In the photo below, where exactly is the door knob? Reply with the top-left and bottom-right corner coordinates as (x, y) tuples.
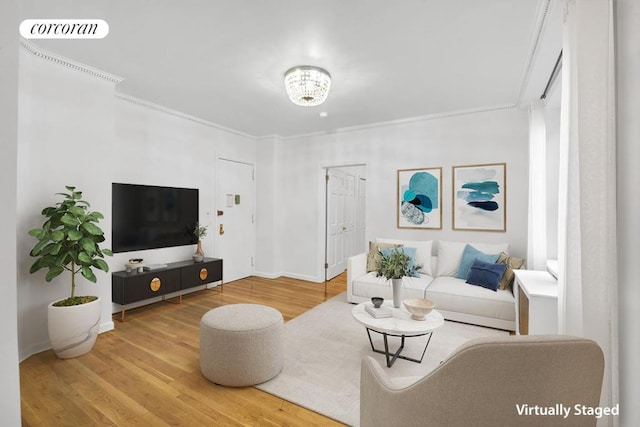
(219, 224), (225, 235)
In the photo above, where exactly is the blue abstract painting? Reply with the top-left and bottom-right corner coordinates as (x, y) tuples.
(397, 167), (442, 229)
(453, 163), (506, 231)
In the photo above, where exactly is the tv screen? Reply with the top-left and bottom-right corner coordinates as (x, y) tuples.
(112, 183), (199, 253)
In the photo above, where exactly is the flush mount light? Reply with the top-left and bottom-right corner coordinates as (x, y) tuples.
(284, 65), (331, 107)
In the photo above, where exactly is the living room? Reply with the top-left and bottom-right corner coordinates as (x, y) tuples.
(1, 0), (638, 426)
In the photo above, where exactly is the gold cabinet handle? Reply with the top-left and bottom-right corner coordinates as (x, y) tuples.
(150, 278), (161, 292)
(199, 268), (208, 281)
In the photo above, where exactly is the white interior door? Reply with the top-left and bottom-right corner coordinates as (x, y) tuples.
(326, 168), (356, 280)
(216, 159), (255, 283)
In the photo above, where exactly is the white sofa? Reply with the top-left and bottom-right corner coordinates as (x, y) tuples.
(347, 239), (518, 331)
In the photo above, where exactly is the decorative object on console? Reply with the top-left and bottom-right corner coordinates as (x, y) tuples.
(193, 223), (207, 262)
(375, 247), (422, 308)
(125, 258), (143, 273)
(403, 298), (435, 320)
(144, 263), (168, 271)
(284, 65), (331, 107)
(397, 167), (442, 229)
(452, 163), (506, 232)
(27, 186), (112, 359)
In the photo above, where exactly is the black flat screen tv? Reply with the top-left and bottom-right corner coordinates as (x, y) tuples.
(112, 183), (199, 253)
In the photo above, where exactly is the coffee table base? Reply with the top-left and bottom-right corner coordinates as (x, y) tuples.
(366, 328), (434, 367)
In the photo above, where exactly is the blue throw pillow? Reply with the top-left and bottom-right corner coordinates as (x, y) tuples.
(455, 244), (500, 280)
(380, 246), (420, 277)
(465, 259), (508, 291)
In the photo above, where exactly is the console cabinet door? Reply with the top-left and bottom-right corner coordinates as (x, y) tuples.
(112, 269), (181, 305)
(181, 260), (223, 290)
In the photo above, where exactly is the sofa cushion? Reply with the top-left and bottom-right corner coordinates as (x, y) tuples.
(366, 241), (401, 272)
(465, 259), (507, 291)
(496, 252), (526, 291)
(352, 272), (433, 301)
(376, 238), (433, 276)
(454, 244), (500, 280)
(424, 276), (515, 322)
(435, 241), (509, 277)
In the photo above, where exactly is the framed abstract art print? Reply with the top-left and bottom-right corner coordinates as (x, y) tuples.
(397, 167), (442, 229)
(452, 163), (506, 232)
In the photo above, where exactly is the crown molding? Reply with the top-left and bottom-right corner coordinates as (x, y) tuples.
(280, 103), (518, 141)
(115, 93), (256, 140)
(516, 0), (554, 106)
(19, 39), (123, 84)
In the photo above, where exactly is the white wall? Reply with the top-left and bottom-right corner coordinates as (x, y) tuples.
(112, 97), (257, 272)
(616, 0), (640, 424)
(0, 0), (23, 422)
(17, 49), (118, 360)
(255, 137), (283, 278)
(256, 108), (529, 282)
(16, 47), (256, 360)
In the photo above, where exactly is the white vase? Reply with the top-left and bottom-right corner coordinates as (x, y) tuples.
(47, 297), (101, 359)
(391, 278), (403, 308)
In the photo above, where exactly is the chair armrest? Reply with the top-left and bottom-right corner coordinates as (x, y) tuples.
(360, 357), (404, 427)
(347, 252), (368, 302)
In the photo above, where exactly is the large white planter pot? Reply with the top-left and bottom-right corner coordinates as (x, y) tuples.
(47, 297), (101, 359)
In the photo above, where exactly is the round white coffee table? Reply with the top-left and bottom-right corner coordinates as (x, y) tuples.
(352, 301), (444, 367)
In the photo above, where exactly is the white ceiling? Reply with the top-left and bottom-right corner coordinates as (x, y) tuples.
(20, 0), (562, 138)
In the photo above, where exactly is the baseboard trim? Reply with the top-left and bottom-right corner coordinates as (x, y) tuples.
(282, 272), (325, 283)
(253, 271), (283, 279)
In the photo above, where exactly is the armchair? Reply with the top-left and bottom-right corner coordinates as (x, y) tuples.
(360, 335), (604, 427)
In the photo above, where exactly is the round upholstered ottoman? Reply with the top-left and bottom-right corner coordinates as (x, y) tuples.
(200, 303), (284, 386)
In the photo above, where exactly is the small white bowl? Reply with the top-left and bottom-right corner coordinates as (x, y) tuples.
(403, 298), (435, 320)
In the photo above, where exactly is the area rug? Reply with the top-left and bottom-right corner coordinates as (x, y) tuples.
(255, 293), (508, 426)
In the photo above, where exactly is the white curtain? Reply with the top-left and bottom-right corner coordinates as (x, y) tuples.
(557, 0), (618, 424)
(527, 102), (548, 270)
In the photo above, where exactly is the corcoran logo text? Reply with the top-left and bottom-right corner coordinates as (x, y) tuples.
(20, 19), (109, 39)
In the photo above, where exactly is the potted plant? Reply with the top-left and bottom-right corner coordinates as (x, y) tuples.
(375, 247), (422, 308)
(193, 222), (208, 262)
(28, 186), (112, 359)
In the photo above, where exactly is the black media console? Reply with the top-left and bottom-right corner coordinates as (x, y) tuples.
(112, 257), (223, 320)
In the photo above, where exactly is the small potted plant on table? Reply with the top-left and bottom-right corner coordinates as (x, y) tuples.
(193, 223), (208, 262)
(375, 247), (421, 308)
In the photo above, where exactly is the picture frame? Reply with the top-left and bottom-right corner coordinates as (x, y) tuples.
(452, 163), (506, 232)
(397, 167), (442, 229)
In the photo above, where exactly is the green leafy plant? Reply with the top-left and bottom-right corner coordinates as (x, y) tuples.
(194, 223), (208, 240)
(28, 186), (112, 306)
(375, 247), (422, 280)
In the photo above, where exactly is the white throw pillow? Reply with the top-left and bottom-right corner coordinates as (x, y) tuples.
(435, 240), (509, 277)
(375, 238), (433, 276)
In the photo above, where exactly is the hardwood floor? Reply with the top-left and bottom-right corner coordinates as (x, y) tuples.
(20, 274), (348, 426)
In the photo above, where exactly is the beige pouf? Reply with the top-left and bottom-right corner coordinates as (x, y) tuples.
(200, 303), (284, 386)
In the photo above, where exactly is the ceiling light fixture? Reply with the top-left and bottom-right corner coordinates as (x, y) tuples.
(284, 65), (331, 107)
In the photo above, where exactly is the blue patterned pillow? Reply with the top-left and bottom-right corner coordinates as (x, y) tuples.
(455, 244), (500, 280)
(466, 259), (507, 291)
